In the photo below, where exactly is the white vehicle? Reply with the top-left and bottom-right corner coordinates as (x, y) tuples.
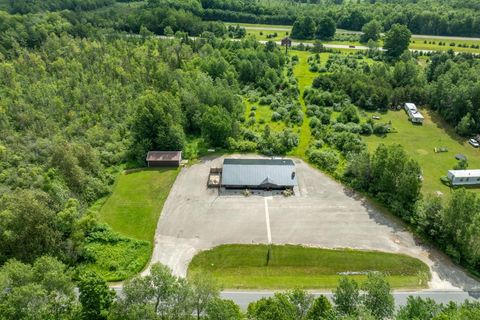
(404, 103), (424, 124)
(469, 138), (480, 148)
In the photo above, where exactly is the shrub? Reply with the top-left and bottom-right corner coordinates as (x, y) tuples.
(373, 123), (390, 134)
(308, 149), (340, 173)
(345, 122), (362, 134)
(259, 96), (273, 105)
(309, 64), (319, 72)
(228, 137), (257, 152)
(309, 117), (321, 128)
(313, 139), (324, 148)
(360, 123), (373, 135)
(271, 112), (282, 122)
(277, 107), (288, 116)
(332, 123), (348, 132)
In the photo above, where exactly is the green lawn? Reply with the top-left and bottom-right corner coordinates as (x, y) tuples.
(363, 109), (480, 196)
(97, 168), (179, 242)
(230, 22), (480, 53)
(410, 37), (480, 53)
(188, 244), (430, 289)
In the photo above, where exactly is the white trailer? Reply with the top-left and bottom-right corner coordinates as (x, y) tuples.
(404, 103), (424, 124)
(448, 169), (480, 186)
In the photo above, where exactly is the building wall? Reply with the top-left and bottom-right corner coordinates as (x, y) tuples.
(223, 184), (294, 190)
(148, 160), (180, 167)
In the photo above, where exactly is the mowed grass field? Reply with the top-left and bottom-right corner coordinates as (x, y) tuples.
(188, 244), (430, 289)
(363, 109), (480, 196)
(97, 168), (179, 242)
(229, 22), (480, 53)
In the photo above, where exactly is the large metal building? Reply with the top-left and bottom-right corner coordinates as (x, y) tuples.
(221, 158), (297, 190)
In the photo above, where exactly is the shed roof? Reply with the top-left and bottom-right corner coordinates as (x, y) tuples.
(146, 151), (181, 162)
(448, 169), (480, 178)
(221, 158), (297, 187)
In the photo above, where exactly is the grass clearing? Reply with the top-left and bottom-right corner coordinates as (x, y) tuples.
(289, 50), (317, 157)
(189, 244), (430, 289)
(363, 109), (480, 196)
(83, 167), (179, 281)
(410, 37), (480, 53)
(97, 168), (179, 242)
(231, 22), (480, 53)
(245, 99), (286, 133)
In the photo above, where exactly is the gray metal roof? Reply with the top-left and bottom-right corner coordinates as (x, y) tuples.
(221, 158), (297, 187)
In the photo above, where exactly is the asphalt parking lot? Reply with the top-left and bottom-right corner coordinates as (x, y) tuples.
(146, 154), (480, 291)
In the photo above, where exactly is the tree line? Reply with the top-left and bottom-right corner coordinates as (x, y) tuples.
(2, 257), (480, 319)
(7, 0), (121, 14)
(201, 0), (480, 37)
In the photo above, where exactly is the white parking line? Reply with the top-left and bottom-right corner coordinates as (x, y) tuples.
(264, 197), (272, 243)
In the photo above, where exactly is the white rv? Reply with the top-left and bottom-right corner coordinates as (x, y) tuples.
(447, 169), (480, 186)
(404, 103), (424, 124)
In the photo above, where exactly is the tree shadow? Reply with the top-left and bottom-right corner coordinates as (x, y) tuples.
(341, 183), (480, 293)
(427, 109), (466, 146)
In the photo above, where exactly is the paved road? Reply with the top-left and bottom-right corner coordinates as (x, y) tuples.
(109, 285), (478, 309)
(220, 290), (480, 310)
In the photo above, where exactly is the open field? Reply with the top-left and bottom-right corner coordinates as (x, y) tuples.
(97, 168), (179, 242)
(410, 38), (480, 53)
(229, 22), (480, 54)
(363, 109), (480, 197)
(188, 244), (430, 289)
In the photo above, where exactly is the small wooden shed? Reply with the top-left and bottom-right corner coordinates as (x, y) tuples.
(146, 151), (182, 167)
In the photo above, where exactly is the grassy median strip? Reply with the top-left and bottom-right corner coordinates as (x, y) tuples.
(188, 244), (430, 290)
